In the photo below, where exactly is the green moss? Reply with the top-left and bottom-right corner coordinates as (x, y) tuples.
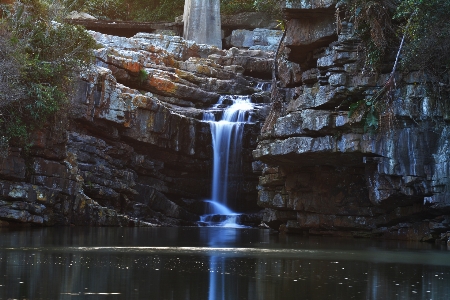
(138, 69), (149, 85)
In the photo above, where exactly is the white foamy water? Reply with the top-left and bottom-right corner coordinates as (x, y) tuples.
(202, 95), (255, 226)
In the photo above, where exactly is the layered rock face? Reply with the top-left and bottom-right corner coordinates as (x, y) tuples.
(253, 1), (450, 241)
(0, 31), (272, 227)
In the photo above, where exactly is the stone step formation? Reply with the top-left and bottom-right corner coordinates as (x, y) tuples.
(1, 1), (450, 243)
(252, 0), (450, 241)
(0, 28), (273, 227)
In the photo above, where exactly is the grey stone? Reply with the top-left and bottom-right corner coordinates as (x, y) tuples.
(252, 2), (450, 240)
(285, 0), (337, 10)
(183, 0), (222, 49)
(230, 28), (283, 51)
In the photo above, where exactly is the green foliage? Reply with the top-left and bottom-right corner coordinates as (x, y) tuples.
(138, 69), (148, 85)
(346, 0), (397, 72)
(72, 0), (282, 21)
(72, 0), (185, 22)
(6, 117), (28, 142)
(0, 136), (9, 158)
(348, 100), (363, 117)
(345, 0), (450, 133)
(395, 0), (450, 74)
(221, 0), (282, 16)
(85, 180), (94, 189)
(221, 0), (254, 14)
(275, 19), (285, 30)
(143, 0), (185, 22)
(364, 109), (379, 132)
(0, 0), (96, 148)
(26, 83), (63, 119)
(81, 0), (125, 20)
(348, 99), (379, 132)
(346, 0), (450, 74)
(254, 0), (284, 13)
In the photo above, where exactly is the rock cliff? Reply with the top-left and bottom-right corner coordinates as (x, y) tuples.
(0, 31), (272, 227)
(253, 1), (450, 241)
(3, 2), (450, 242)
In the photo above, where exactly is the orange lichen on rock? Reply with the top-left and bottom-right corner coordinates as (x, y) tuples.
(147, 53), (163, 65)
(32, 130), (47, 149)
(196, 64), (215, 76)
(123, 120), (132, 128)
(175, 69), (201, 83)
(163, 56), (178, 68)
(148, 76), (178, 95)
(123, 61), (141, 74)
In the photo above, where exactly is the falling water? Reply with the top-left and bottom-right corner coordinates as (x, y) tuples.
(201, 95), (255, 226)
(255, 81), (272, 92)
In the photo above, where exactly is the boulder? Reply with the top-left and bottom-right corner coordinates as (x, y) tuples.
(67, 11), (97, 20)
(230, 28), (283, 52)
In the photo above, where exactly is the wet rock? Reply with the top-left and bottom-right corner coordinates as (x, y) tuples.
(251, 92), (271, 104)
(253, 4), (450, 241)
(91, 32), (223, 61)
(0, 26), (272, 226)
(0, 207), (43, 224)
(278, 56), (302, 87)
(134, 183), (198, 222)
(0, 150), (26, 180)
(66, 11), (96, 20)
(208, 48), (274, 78)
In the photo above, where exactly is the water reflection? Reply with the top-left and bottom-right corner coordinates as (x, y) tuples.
(206, 227), (237, 300)
(0, 227), (449, 299)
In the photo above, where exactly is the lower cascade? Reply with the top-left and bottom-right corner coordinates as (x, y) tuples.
(200, 95), (255, 226)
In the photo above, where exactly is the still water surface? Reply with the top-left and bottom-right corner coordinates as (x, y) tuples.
(0, 227), (449, 299)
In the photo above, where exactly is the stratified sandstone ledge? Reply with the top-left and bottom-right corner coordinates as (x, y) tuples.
(253, 3), (450, 241)
(0, 32), (273, 227)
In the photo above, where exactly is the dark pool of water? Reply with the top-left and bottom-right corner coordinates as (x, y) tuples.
(0, 227), (449, 299)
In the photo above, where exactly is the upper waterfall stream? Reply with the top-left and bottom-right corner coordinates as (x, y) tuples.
(201, 95), (255, 226)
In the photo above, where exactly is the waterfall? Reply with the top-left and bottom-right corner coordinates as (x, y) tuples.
(255, 81), (272, 92)
(201, 95), (254, 225)
(183, 0), (222, 49)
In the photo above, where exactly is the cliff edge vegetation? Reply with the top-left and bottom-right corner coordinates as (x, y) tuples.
(342, 0), (450, 132)
(0, 0), (96, 152)
(253, 0), (450, 241)
(56, 0), (282, 22)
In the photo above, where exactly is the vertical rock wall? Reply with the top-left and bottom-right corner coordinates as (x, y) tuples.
(253, 2), (450, 241)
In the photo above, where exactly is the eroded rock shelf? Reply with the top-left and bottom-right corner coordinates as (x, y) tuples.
(1, 2), (450, 242)
(253, 0), (450, 241)
(0, 30), (273, 227)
